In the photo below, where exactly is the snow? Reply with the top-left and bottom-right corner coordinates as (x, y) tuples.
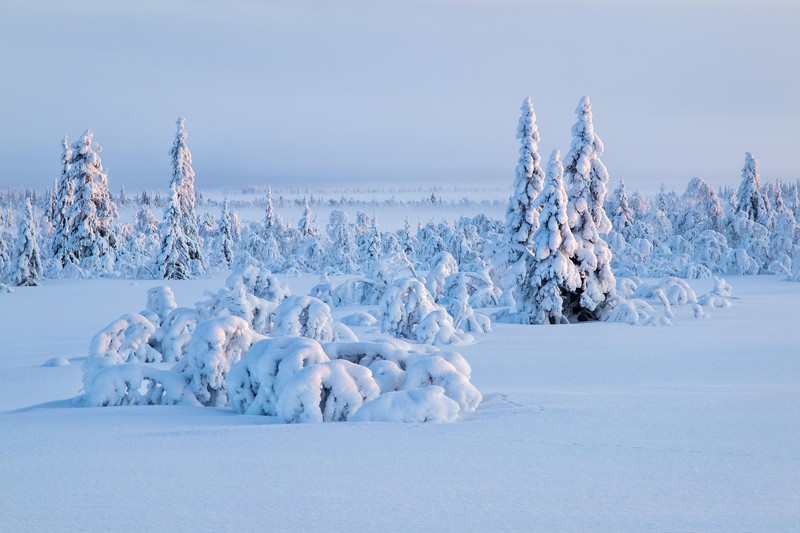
(1, 275), (799, 530)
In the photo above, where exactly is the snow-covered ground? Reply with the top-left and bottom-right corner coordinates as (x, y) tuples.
(1, 275), (799, 531)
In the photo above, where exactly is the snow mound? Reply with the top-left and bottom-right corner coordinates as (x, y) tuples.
(401, 355), (482, 413)
(43, 356), (70, 367)
(340, 311), (378, 327)
(352, 386), (461, 423)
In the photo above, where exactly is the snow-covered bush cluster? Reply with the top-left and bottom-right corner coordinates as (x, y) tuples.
(79, 267), (482, 423)
(604, 275), (734, 326)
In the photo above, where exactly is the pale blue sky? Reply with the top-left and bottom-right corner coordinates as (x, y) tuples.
(1, 0), (797, 193)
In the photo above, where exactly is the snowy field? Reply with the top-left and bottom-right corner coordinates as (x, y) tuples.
(2, 274), (799, 531)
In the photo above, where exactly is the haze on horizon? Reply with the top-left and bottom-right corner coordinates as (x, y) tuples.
(1, 0), (798, 194)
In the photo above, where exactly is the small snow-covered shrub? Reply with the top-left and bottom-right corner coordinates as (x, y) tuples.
(425, 251), (459, 301)
(698, 276), (734, 308)
(176, 316), (262, 407)
(417, 308), (474, 345)
(401, 355), (482, 414)
(88, 313), (160, 365)
(379, 278), (437, 340)
(82, 364), (189, 407)
(276, 360), (381, 423)
(228, 336), (330, 416)
(149, 307), (200, 362)
(367, 360), (405, 393)
(309, 275), (334, 306)
(198, 283), (278, 335)
(352, 386), (460, 423)
(330, 278), (384, 306)
(323, 339), (428, 369)
(144, 286), (177, 327)
(601, 295), (671, 326)
(226, 266), (290, 303)
(273, 295), (335, 341)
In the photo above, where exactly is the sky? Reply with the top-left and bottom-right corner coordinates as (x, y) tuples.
(0, 0), (798, 194)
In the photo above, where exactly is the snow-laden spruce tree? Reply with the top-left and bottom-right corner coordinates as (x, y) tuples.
(326, 210), (358, 274)
(0, 232), (10, 278)
(13, 198), (42, 286)
(298, 198), (318, 238)
(64, 130), (118, 270)
(216, 199), (235, 267)
(169, 117), (205, 272)
(736, 152), (770, 227)
(685, 177), (725, 233)
(263, 186), (279, 235)
(364, 217), (382, 263)
(51, 135), (74, 266)
(158, 187), (191, 280)
(608, 178), (633, 235)
(518, 150), (580, 324)
(505, 97), (545, 265)
(563, 96), (615, 320)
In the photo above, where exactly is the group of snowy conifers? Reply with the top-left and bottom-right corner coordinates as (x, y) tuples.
(2, 95), (800, 289)
(501, 96), (616, 323)
(80, 265), (483, 423)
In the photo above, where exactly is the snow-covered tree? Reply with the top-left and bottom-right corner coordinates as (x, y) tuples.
(0, 232), (10, 278)
(736, 152), (770, 227)
(685, 177), (725, 233)
(608, 178), (633, 235)
(52, 135), (74, 266)
(64, 130), (118, 270)
(327, 210), (358, 273)
(264, 187), (278, 233)
(135, 207), (159, 235)
(563, 96), (615, 320)
(505, 97), (545, 265)
(13, 198), (42, 286)
(158, 187), (191, 280)
(216, 199), (235, 267)
(169, 117), (205, 272)
(298, 198), (318, 237)
(364, 217), (382, 263)
(518, 150), (580, 324)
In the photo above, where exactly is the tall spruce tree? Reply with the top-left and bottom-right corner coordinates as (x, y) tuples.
(505, 97), (545, 264)
(519, 150), (580, 324)
(169, 117), (205, 271)
(52, 135), (74, 265)
(563, 96), (615, 321)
